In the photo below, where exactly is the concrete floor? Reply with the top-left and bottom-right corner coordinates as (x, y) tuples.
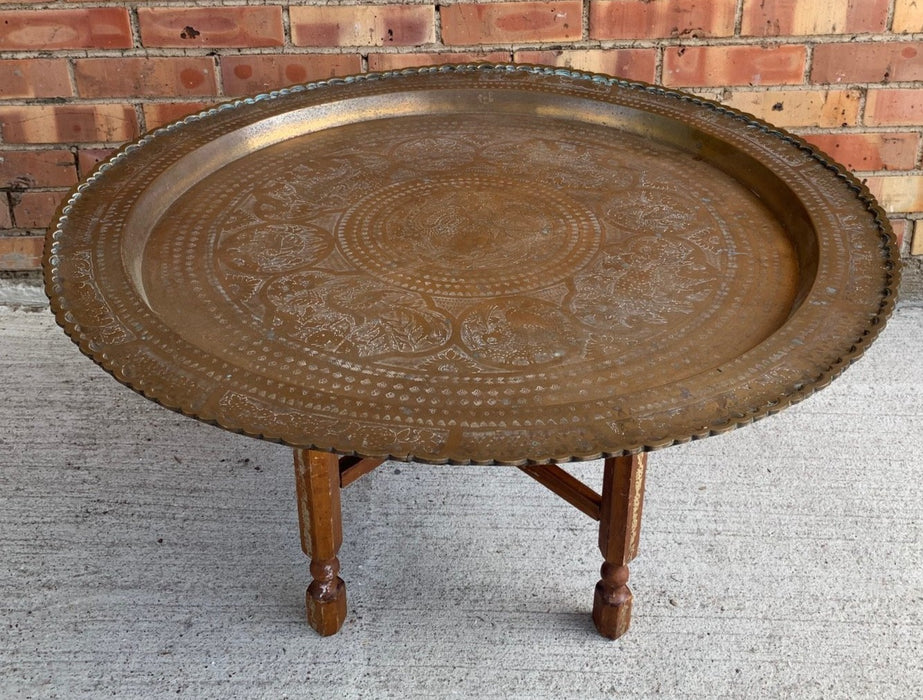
(1, 287), (921, 698)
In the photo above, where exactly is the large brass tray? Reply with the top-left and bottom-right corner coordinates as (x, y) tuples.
(45, 64), (898, 464)
(44, 65), (899, 639)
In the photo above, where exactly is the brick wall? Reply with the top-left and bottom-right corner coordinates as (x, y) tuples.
(1, 0), (922, 271)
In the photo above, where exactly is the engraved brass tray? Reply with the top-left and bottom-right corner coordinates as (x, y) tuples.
(44, 65), (899, 465)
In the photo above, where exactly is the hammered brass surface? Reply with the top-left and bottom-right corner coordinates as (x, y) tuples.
(44, 65), (899, 464)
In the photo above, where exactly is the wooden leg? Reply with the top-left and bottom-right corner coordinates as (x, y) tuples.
(294, 448), (347, 636)
(593, 453), (647, 639)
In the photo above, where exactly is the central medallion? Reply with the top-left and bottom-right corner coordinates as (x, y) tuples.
(336, 176), (602, 298)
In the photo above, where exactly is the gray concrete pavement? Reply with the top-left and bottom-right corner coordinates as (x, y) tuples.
(1, 300), (921, 698)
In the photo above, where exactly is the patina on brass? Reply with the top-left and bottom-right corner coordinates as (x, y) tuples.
(44, 65), (899, 465)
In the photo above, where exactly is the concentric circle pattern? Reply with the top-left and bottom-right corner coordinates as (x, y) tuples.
(336, 175), (601, 298)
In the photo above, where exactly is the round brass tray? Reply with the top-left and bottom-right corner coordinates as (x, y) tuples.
(44, 65), (899, 465)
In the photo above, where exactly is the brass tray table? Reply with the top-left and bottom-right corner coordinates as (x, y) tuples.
(44, 65), (899, 639)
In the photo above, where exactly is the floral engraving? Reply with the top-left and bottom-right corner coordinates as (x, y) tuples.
(264, 271), (452, 357)
(218, 223), (334, 273)
(459, 296), (583, 367)
(59, 251), (134, 347)
(569, 236), (714, 328)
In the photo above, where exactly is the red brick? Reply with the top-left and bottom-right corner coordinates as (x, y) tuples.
(11, 190), (66, 229)
(865, 175), (923, 213)
(663, 45), (806, 88)
(75, 57), (217, 99)
(0, 105), (139, 144)
(911, 220), (923, 255)
(894, 0), (923, 33)
(77, 148), (115, 179)
(889, 218), (909, 250)
(0, 150), (77, 189)
(721, 89), (861, 128)
(0, 8), (132, 49)
(291, 4), (434, 47)
(442, 2), (582, 45)
(142, 102), (214, 131)
(221, 54), (362, 95)
(0, 59), (72, 99)
(865, 89), (923, 126)
(138, 6), (284, 48)
(368, 52), (512, 72)
(590, 0), (736, 40)
(812, 42), (923, 84)
(741, 0), (888, 36)
(0, 236), (43, 270)
(799, 133), (920, 172)
(513, 49), (657, 83)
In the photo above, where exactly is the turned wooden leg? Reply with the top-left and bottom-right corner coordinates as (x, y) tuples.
(593, 453), (647, 639)
(294, 448), (347, 636)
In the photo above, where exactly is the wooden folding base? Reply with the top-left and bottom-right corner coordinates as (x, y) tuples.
(293, 448), (647, 639)
(521, 454), (647, 639)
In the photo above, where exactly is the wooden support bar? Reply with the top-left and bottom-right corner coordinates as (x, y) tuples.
(339, 456), (385, 487)
(517, 464), (602, 520)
